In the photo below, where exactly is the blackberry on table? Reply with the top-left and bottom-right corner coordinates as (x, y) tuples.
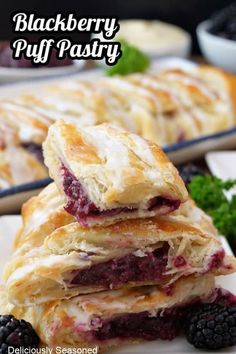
(0, 315), (39, 354)
(184, 304), (236, 350)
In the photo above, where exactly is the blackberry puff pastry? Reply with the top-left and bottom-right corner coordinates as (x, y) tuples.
(4, 192), (236, 305)
(0, 65), (235, 189)
(1, 275), (236, 350)
(13, 183), (215, 250)
(43, 121), (187, 227)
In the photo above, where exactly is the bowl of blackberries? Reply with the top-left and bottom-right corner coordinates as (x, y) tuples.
(197, 3), (236, 73)
(0, 41), (85, 82)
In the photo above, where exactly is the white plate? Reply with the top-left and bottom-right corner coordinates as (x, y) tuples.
(0, 60), (85, 83)
(206, 151), (236, 199)
(0, 215), (236, 353)
(1, 58), (236, 213)
(206, 151), (236, 180)
(197, 20), (236, 73)
(0, 58), (194, 95)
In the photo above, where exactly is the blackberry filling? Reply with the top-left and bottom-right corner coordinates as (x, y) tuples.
(61, 164), (180, 225)
(93, 310), (180, 341)
(207, 249), (226, 271)
(69, 246), (169, 288)
(91, 288), (236, 342)
(68, 247), (225, 289)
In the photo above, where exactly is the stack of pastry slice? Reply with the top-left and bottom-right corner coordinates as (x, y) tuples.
(1, 121), (236, 351)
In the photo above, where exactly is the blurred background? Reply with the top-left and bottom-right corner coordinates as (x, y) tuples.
(0, 0), (233, 53)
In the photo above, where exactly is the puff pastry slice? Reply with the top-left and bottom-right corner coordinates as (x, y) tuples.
(43, 121), (188, 227)
(4, 207), (236, 305)
(1, 276), (236, 350)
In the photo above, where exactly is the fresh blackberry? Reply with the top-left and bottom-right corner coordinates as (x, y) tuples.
(184, 304), (236, 349)
(0, 315), (39, 354)
(209, 3), (236, 40)
(178, 164), (205, 186)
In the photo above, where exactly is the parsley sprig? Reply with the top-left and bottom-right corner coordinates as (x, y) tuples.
(106, 39), (150, 76)
(189, 175), (236, 241)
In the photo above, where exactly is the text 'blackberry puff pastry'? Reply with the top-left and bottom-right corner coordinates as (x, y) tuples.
(4, 197), (236, 305)
(43, 121), (188, 227)
(1, 275), (236, 350)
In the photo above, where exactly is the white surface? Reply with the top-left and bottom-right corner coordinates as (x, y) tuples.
(0, 215), (236, 353)
(206, 151), (236, 198)
(0, 60), (85, 83)
(197, 20), (236, 73)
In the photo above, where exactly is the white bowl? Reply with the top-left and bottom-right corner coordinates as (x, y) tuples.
(93, 20), (191, 59)
(197, 20), (236, 73)
(0, 60), (85, 83)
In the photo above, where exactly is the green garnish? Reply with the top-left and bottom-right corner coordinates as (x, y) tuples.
(106, 39), (150, 76)
(189, 175), (236, 241)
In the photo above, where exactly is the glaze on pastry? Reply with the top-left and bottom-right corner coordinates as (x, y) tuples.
(0, 65), (235, 188)
(43, 121), (187, 226)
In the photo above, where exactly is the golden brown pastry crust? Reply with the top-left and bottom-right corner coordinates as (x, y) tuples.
(14, 183), (74, 249)
(198, 65), (236, 125)
(4, 190), (235, 306)
(15, 184), (217, 249)
(0, 275), (215, 350)
(0, 64), (235, 188)
(43, 121), (188, 226)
